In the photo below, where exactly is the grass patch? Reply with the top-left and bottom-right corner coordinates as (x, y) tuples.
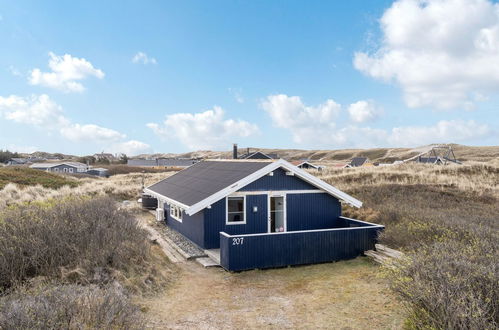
(0, 167), (79, 190)
(319, 162), (499, 328)
(0, 196), (170, 291)
(101, 165), (177, 176)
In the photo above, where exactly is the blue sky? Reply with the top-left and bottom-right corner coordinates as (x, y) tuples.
(0, 0), (498, 155)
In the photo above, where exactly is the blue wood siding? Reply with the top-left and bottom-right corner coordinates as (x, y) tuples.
(220, 218), (384, 271)
(164, 203), (205, 248)
(286, 193), (341, 231)
(239, 168), (318, 191)
(203, 195), (268, 249)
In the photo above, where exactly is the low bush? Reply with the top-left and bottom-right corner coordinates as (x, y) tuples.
(0, 283), (143, 329)
(388, 236), (498, 329)
(102, 165), (176, 176)
(0, 167), (79, 190)
(0, 197), (151, 289)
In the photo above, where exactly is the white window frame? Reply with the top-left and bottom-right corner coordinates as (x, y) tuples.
(268, 193), (287, 233)
(169, 204), (183, 222)
(69, 168), (74, 173)
(226, 196), (246, 225)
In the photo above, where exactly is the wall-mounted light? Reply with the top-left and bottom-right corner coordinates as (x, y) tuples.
(253, 206), (258, 212)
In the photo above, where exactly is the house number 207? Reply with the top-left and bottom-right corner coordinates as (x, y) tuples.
(232, 237), (244, 245)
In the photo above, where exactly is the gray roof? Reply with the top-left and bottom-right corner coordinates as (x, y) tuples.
(147, 160), (272, 206)
(350, 157), (368, 167)
(127, 159), (158, 167)
(127, 158), (198, 167)
(239, 151), (277, 160)
(157, 158), (198, 167)
(30, 162), (87, 169)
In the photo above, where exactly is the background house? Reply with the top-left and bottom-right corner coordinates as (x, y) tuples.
(93, 152), (117, 162)
(291, 160), (324, 170)
(127, 158), (199, 168)
(232, 144), (279, 160)
(349, 157), (371, 167)
(30, 162), (89, 174)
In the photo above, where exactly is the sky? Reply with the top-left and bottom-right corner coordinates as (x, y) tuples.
(0, 0), (498, 156)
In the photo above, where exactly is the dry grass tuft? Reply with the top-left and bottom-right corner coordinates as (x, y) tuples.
(317, 161), (499, 328)
(0, 167), (79, 190)
(0, 172), (171, 210)
(0, 196), (171, 292)
(0, 283), (144, 330)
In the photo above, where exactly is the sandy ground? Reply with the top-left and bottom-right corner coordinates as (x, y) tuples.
(136, 257), (405, 329)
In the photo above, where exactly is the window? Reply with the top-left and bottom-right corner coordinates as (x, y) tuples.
(169, 205), (182, 222)
(69, 168), (74, 173)
(227, 196), (245, 224)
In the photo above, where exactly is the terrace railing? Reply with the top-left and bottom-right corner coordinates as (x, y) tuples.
(219, 217), (384, 271)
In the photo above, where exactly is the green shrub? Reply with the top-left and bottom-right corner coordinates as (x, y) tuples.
(0, 167), (79, 190)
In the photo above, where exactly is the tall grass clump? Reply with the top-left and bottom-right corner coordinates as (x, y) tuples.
(0, 283), (143, 330)
(0, 196), (157, 290)
(388, 235), (498, 329)
(318, 161), (499, 328)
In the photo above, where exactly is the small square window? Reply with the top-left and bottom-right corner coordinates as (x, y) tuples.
(227, 197), (245, 224)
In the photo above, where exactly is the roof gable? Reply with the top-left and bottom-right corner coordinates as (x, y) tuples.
(146, 160), (272, 207)
(239, 167), (318, 191)
(350, 157), (368, 167)
(146, 159), (362, 215)
(240, 151), (274, 159)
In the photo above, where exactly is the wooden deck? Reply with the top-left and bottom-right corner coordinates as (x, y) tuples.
(204, 249), (221, 264)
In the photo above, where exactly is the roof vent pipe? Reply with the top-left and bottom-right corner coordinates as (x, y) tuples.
(233, 143), (238, 159)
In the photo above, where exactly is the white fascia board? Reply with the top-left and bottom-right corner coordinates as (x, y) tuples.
(186, 159), (362, 215)
(143, 187), (190, 210)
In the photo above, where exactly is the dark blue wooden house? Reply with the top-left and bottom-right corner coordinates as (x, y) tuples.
(145, 159), (383, 271)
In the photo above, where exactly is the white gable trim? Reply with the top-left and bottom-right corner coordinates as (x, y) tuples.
(185, 159), (361, 215)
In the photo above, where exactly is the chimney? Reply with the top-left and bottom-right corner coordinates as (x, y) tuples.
(247, 147), (250, 155)
(233, 143), (238, 159)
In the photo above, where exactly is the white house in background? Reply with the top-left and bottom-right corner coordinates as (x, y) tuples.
(30, 162), (89, 174)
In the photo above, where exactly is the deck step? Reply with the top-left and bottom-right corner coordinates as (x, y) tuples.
(196, 257), (221, 268)
(204, 249), (221, 264)
(365, 244), (404, 265)
(158, 230), (197, 260)
(142, 226), (185, 263)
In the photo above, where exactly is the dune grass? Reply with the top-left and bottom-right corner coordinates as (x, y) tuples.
(0, 167), (79, 190)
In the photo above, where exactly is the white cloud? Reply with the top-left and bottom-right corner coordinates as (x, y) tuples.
(228, 88), (244, 103)
(262, 94), (493, 148)
(348, 100), (382, 123)
(387, 119), (491, 146)
(132, 52), (157, 65)
(111, 140), (152, 156)
(0, 94), (69, 128)
(60, 124), (125, 142)
(0, 94), (149, 152)
(354, 0), (499, 110)
(29, 52), (104, 93)
(261, 94), (341, 143)
(147, 106), (259, 149)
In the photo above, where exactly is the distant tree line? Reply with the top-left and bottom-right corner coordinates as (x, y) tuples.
(0, 150), (20, 163)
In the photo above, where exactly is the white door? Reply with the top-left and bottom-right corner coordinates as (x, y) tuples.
(268, 195), (286, 233)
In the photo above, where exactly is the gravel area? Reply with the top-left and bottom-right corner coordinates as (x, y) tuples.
(153, 221), (206, 258)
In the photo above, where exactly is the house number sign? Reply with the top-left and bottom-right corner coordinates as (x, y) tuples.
(232, 237), (244, 245)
